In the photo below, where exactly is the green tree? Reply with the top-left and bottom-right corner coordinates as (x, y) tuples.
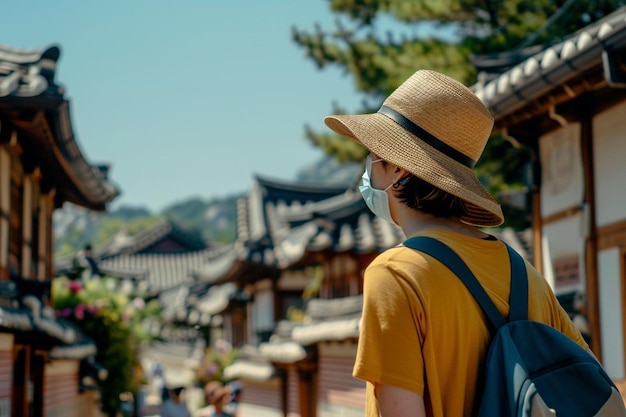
(293, 0), (625, 228)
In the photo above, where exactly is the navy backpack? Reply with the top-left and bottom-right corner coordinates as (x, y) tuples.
(404, 236), (626, 417)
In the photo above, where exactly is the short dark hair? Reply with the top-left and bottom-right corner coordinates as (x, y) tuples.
(395, 174), (468, 219)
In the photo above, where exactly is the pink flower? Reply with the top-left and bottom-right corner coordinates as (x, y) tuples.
(68, 281), (82, 294)
(132, 297), (145, 309)
(74, 304), (86, 320)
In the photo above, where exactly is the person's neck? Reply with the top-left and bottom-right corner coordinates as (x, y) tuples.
(398, 213), (488, 240)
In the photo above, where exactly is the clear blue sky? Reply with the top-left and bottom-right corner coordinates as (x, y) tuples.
(2, 1), (367, 213)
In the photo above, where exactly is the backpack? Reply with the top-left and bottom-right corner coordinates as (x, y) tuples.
(403, 236), (626, 417)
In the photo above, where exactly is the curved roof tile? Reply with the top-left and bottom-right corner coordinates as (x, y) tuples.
(473, 7), (626, 120)
(0, 43), (119, 209)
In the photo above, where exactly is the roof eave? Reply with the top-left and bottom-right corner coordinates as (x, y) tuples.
(477, 12), (626, 123)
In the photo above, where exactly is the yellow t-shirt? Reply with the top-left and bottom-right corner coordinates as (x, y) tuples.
(353, 229), (587, 417)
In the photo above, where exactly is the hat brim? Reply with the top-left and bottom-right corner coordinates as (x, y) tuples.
(324, 112), (504, 227)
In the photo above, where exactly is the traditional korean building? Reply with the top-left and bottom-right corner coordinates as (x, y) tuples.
(472, 5), (626, 388)
(0, 43), (119, 417)
(192, 175), (366, 347)
(189, 175), (363, 416)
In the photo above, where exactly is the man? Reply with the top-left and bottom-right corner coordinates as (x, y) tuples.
(159, 385), (191, 417)
(196, 381), (233, 417)
(324, 70), (589, 417)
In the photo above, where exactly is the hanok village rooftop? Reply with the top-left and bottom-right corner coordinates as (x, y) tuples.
(3, 5), (626, 417)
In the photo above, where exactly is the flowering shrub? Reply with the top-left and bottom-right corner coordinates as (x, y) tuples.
(195, 339), (239, 386)
(52, 275), (161, 416)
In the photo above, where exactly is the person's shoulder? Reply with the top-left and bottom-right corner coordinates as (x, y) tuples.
(366, 242), (443, 280)
(373, 242), (422, 260)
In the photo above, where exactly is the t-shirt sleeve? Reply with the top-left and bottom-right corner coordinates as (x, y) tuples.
(527, 263), (589, 351)
(551, 296), (590, 350)
(353, 256), (426, 395)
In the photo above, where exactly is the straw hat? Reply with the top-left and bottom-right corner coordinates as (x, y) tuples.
(324, 69), (504, 227)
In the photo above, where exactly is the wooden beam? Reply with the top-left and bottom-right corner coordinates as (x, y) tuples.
(541, 206), (584, 226)
(581, 108), (602, 359)
(494, 67), (607, 131)
(597, 220), (626, 251)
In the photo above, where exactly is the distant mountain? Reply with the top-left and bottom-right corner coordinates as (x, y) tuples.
(297, 156), (361, 184)
(53, 156), (362, 258)
(53, 196), (240, 258)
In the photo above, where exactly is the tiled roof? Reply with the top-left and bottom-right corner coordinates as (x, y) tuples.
(57, 220), (231, 294)
(103, 220), (207, 255)
(159, 281), (243, 327)
(241, 175), (352, 243)
(49, 342), (97, 360)
(0, 307), (32, 332)
(473, 6), (626, 120)
(99, 249), (213, 293)
(291, 317), (360, 346)
(290, 295), (362, 347)
(0, 44), (62, 97)
(266, 190), (403, 268)
(223, 345), (276, 382)
(0, 43), (119, 210)
(259, 341), (307, 363)
(194, 282), (238, 316)
(0, 300), (96, 359)
(199, 183), (405, 283)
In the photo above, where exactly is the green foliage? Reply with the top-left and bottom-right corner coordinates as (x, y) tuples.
(55, 224), (92, 258)
(52, 274), (161, 416)
(475, 132), (533, 229)
(95, 216), (164, 244)
(162, 196), (240, 244)
(304, 125), (369, 162)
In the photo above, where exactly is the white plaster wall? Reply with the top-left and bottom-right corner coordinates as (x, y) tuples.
(253, 287), (274, 333)
(597, 247), (625, 379)
(541, 213), (586, 293)
(593, 101), (626, 227)
(239, 403), (282, 417)
(318, 402), (364, 417)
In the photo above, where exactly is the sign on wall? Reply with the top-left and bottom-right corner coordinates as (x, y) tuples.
(539, 123), (584, 217)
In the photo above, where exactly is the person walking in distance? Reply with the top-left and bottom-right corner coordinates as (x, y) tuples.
(196, 381), (233, 417)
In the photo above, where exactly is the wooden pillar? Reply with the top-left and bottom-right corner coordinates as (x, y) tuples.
(0, 145), (10, 279)
(580, 110), (602, 359)
(37, 194), (49, 279)
(21, 175), (32, 278)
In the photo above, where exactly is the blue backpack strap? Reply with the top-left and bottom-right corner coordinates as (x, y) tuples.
(403, 236), (528, 333)
(506, 243), (528, 322)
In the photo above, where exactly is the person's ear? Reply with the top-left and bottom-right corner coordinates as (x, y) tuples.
(395, 167), (411, 181)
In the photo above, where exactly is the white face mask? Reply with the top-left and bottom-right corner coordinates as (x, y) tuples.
(359, 155), (396, 225)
